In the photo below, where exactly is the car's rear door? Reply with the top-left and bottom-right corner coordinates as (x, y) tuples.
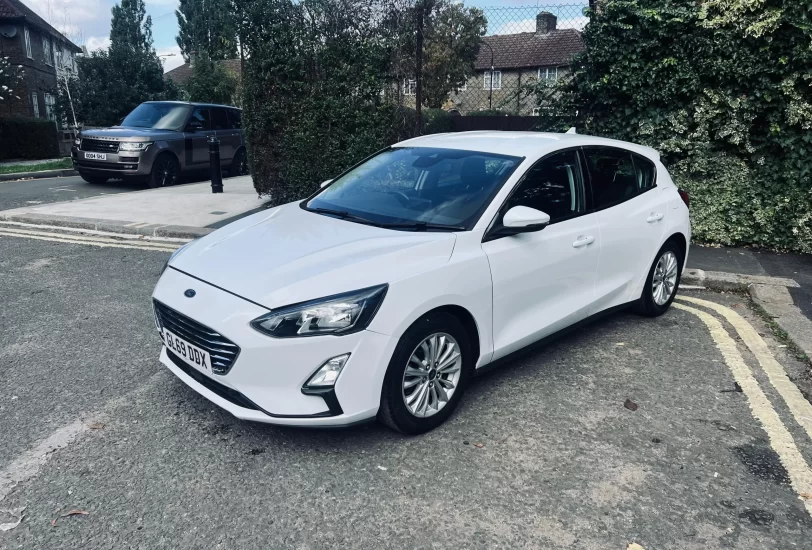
(212, 107), (238, 163)
(482, 148), (601, 360)
(583, 146), (668, 312)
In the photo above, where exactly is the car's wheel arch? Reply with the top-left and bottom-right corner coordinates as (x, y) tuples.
(391, 303), (483, 368)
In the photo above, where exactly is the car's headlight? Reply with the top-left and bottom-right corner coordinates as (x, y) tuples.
(119, 141), (153, 151)
(161, 241), (193, 274)
(74, 137), (81, 147)
(251, 284), (388, 338)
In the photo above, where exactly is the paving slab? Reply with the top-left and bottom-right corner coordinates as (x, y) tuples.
(0, 176), (268, 238)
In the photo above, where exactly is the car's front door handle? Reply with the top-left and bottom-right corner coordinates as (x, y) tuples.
(572, 236), (595, 249)
(647, 213), (664, 223)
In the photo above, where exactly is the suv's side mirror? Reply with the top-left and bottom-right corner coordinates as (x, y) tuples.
(498, 206), (551, 236)
(187, 120), (204, 132)
(320, 179), (333, 189)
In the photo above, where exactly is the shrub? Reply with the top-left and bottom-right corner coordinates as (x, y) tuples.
(0, 117), (59, 160)
(467, 109), (510, 117)
(423, 108), (453, 134)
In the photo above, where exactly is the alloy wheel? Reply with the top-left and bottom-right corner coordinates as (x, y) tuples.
(156, 157), (177, 187)
(402, 333), (462, 418)
(652, 250), (678, 306)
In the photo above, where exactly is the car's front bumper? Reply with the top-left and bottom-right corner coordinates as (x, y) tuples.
(152, 267), (395, 427)
(71, 146), (156, 178)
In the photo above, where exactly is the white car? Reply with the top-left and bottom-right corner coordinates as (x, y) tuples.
(152, 131), (691, 434)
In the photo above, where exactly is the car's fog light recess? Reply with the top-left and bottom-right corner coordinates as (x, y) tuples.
(304, 354), (350, 388)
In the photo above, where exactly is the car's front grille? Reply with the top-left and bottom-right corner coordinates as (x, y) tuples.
(153, 300), (240, 375)
(81, 138), (119, 153)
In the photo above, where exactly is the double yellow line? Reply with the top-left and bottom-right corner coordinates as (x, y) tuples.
(0, 226), (181, 252)
(675, 296), (812, 515)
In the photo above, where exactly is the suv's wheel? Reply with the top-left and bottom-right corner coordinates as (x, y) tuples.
(80, 174), (108, 185)
(148, 154), (180, 188)
(378, 312), (472, 434)
(636, 241), (683, 317)
(228, 148), (249, 177)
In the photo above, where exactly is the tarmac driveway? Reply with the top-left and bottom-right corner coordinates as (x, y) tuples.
(1, 236), (811, 549)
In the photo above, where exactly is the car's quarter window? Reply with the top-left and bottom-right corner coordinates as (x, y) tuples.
(583, 147), (639, 210)
(632, 154), (657, 190)
(211, 108), (230, 130)
(187, 107), (211, 131)
(503, 149), (584, 223)
(307, 147), (522, 230)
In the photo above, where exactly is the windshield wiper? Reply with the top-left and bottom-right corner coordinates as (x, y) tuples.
(377, 221), (465, 232)
(307, 207), (378, 225)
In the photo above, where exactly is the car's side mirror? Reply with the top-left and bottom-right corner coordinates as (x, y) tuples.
(187, 121), (204, 132)
(320, 179), (333, 189)
(498, 206), (551, 236)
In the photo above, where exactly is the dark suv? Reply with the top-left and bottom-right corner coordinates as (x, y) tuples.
(71, 101), (248, 188)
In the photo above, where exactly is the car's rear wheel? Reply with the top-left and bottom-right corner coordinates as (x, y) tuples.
(80, 174), (108, 185)
(636, 242), (683, 317)
(228, 148), (249, 177)
(148, 154), (180, 188)
(378, 312), (472, 434)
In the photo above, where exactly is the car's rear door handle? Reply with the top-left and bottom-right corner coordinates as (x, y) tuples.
(647, 213), (664, 223)
(572, 235), (595, 248)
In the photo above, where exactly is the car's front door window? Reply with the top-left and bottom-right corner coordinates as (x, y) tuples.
(503, 149), (584, 223)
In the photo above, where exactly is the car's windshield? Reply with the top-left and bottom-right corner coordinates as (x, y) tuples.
(307, 147), (523, 230)
(120, 103), (192, 130)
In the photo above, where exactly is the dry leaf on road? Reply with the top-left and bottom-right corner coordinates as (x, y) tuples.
(627, 544), (645, 550)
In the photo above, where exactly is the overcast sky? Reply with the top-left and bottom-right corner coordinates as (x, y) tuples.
(24, 0), (587, 73)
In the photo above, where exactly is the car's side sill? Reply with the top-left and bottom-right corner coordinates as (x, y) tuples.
(474, 301), (635, 377)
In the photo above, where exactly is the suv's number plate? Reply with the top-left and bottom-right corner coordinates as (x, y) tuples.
(164, 329), (211, 372)
(84, 152), (107, 160)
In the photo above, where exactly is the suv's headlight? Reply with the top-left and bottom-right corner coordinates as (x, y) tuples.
(119, 141), (153, 151)
(251, 284), (388, 338)
(74, 137), (81, 147)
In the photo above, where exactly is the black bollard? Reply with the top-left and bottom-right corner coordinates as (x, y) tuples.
(209, 136), (223, 193)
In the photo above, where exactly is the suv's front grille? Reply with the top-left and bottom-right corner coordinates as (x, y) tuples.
(81, 138), (119, 153)
(153, 300), (240, 375)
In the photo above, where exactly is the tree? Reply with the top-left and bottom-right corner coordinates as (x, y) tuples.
(0, 56), (24, 115)
(183, 55), (238, 104)
(62, 0), (180, 127)
(176, 0), (238, 62)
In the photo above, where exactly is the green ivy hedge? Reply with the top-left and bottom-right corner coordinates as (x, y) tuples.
(0, 117), (60, 161)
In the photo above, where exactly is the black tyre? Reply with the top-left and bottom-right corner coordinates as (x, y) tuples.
(636, 241), (683, 317)
(228, 147), (249, 177)
(148, 154), (180, 188)
(80, 174), (108, 185)
(378, 312), (473, 434)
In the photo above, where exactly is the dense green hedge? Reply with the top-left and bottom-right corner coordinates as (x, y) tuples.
(0, 117), (60, 161)
(551, 0), (812, 253)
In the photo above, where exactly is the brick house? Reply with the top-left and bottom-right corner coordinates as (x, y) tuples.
(442, 12), (584, 115)
(0, 0), (81, 122)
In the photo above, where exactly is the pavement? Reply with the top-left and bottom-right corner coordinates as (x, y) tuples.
(0, 176), (269, 239)
(1, 231), (812, 548)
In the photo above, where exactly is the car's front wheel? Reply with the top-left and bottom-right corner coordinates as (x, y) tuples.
(148, 154), (180, 188)
(636, 242), (683, 317)
(378, 312), (472, 434)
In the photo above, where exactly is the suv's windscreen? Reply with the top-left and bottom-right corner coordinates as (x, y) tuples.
(306, 147), (522, 230)
(120, 103), (192, 131)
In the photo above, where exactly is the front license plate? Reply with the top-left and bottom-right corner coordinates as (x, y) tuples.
(84, 152), (107, 161)
(164, 329), (211, 373)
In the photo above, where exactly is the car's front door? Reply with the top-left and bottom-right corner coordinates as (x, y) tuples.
(482, 149), (601, 361)
(184, 107), (214, 168)
(583, 147), (669, 311)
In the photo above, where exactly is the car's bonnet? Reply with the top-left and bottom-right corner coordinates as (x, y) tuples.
(81, 127), (178, 141)
(169, 203), (457, 310)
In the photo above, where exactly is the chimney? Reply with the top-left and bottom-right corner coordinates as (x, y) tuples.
(536, 12), (557, 35)
(189, 50), (198, 68)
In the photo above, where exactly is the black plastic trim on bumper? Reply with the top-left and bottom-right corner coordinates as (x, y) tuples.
(301, 386), (344, 416)
(165, 349), (337, 419)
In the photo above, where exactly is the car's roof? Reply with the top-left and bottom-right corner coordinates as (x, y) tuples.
(394, 131), (659, 161)
(144, 101), (241, 110)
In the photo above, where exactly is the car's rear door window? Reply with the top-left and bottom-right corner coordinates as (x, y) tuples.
(211, 108), (229, 131)
(504, 149), (584, 223)
(583, 147), (638, 210)
(632, 153), (657, 190)
(228, 109), (242, 129)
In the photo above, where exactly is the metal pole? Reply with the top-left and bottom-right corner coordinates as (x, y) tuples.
(209, 136), (223, 193)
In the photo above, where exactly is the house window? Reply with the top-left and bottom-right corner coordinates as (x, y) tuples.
(44, 93), (56, 122)
(32, 92), (40, 118)
(484, 70), (501, 90)
(538, 67), (558, 82)
(54, 43), (60, 67)
(402, 79), (416, 96)
(24, 27), (32, 59)
(43, 37), (52, 65)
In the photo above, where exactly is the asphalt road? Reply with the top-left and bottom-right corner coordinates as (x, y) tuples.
(1, 234), (812, 548)
(0, 176), (142, 211)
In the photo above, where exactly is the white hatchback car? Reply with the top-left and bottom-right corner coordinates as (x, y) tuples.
(153, 131), (691, 433)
